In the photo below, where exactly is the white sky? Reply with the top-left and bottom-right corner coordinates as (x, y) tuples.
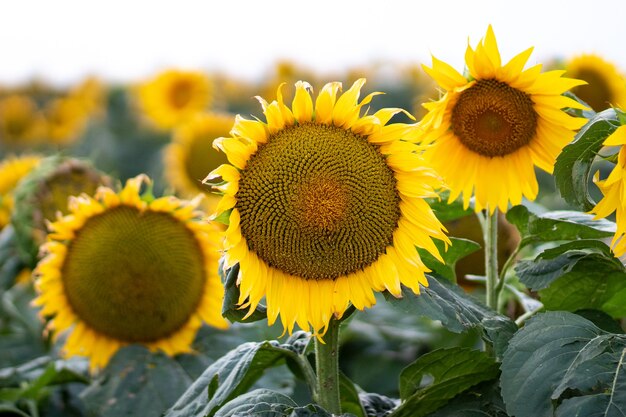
(1, 0), (625, 87)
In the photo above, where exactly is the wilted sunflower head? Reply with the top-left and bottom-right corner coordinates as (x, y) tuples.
(11, 156), (111, 266)
(137, 69), (213, 130)
(164, 112), (233, 210)
(206, 78), (449, 336)
(0, 154), (41, 229)
(590, 122), (626, 256)
(419, 25), (588, 214)
(565, 54), (626, 113)
(33, 175), (228, 371)
(0, 94), (46, 146)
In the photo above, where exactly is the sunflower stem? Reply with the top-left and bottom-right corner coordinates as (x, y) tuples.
(484, 208), (500, 312)
(314, 317), (342, 415)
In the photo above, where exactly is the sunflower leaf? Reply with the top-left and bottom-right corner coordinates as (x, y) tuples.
(500, 311), (626, 417)
(424, 380), (508, 417)
(393, 348), (499, 417)
(213, 388), (297, 417)
(80, 346), (194, 417)
(427, 192), (473, 223)
(220, 262), (268, 323)
(417, 238), (481, 283)
(164, 338), (305, 417)
(339, 372), (366, 417)
(384, 277), (516, 360)
(515, 240), (626, 317)
(505, 205), (614, 248)
(554, 108), (621, 211)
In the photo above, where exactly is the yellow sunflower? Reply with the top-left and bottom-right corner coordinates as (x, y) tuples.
(591, 122), (626, 256)
(0, 155), (41, 229)
(0, 95), (46, 146)
(565, 54), (626, 112)
(164, 113), (234, 211)
(33, 175), (228, 371)
(206, 79), (449, 336)
(44, 97), (89, 145)
(137, 69), (213, 129)
(419, 25), (588, 214)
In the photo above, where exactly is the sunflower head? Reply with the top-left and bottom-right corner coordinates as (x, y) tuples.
(206, 79), (449, 336)
(0, 94), (46, 146)
(565, 54), (626, 112)
(33, 175), (228, 371)
(164, 113), (233, 210)
(137, 69), (213, 130)
(11, 156), (111, 266)
(0, 154), (42, 229)
(419, 25), (588, 214)
(44, 97), (89, 145)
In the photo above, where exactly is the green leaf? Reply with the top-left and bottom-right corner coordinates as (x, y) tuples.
(339, 372), (366, 417)
(427, 192), (473, 223)
(0, 404), (30, 417)
(516, 240), (626, 317)
(425, 380), (508, 417)
(500, 311), (626, 417)
(384, 277), (516, 360)
(164, 338), (306, 417)
(220, 262), (267, 323)
(214, 389), (297, 417)
(516, 239), (621, 291)
(393, 348), (499, 417)
(505, 205), (615, 248)
(81, 346), (194, 417)
(554, 108), (621, 211)
(417, 238), (481, 283)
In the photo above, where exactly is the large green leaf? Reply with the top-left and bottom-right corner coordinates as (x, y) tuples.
(554, 108), (621, 211)
(392, 348), (499, 417)
(384, 277), (516, 359)
(516, 240), (626, 317)
(500, 311), (626, 417)
(214, 389), (297, 417)
(425, 380), (508, 417)
(339, 372), (365, 417)
(164, 335), (308, 417)
(80, 346), (194, 417)
(505, 205), (615, 248)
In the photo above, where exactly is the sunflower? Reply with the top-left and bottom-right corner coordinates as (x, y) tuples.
(44, 97), (89, 145)
(418, 25), (588, 214)
(206, 79), (449, 336)
(565, 54), (626, 112)
(137, 69), (213, 129)
(163, 113), (233, 211)
(0, 95), (46, 147)
(0, 154), (41, 229)
(11, 156), (111, 266)
(33, 175), (228, 371)
(591, 123), (626, 256)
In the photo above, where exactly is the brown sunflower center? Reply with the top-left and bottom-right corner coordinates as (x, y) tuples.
(571, 68), (613, 112)
(169, 80), (193, 109)
(451, 79), (538, 157)
(61, 206), (206, 342)
(236, 123), (400, 280)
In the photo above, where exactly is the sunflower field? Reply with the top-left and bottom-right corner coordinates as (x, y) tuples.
(2, 23), (626, 417)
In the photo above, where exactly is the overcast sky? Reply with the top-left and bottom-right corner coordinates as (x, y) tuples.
(1, 0), (625, 86)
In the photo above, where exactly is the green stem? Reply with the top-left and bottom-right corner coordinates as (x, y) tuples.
(496, 245), (521, 296)
(314, 317), (342, 415)
(483, 208), (500, 311)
